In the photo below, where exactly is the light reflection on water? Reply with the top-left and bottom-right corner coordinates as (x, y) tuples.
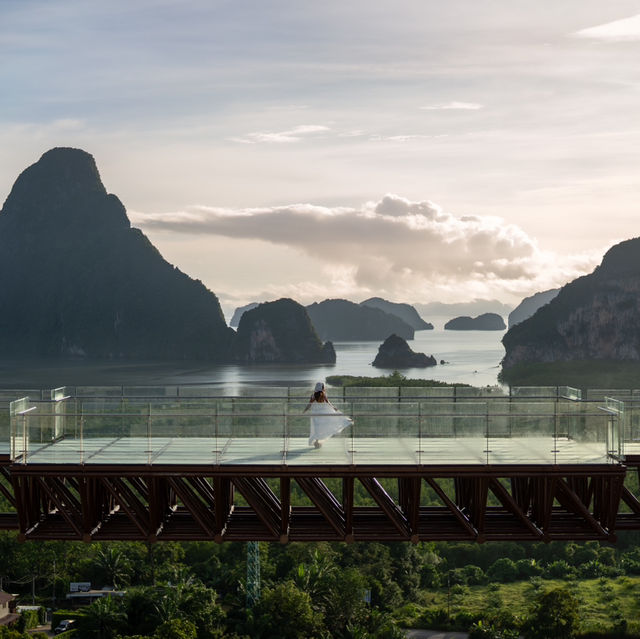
(0, 325), (506, 391)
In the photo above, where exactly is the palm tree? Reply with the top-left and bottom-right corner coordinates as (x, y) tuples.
(80, 596), (126, 639)
(95, 546), (131, 590)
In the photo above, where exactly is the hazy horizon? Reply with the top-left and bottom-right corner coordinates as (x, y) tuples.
(2, 1), (639, 313)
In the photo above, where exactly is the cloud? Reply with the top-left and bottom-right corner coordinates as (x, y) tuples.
(229, 124), (330, 144)
(573, 14), (640, 41)
(421, 102), (483, 111)
(133, 194), (597, 303)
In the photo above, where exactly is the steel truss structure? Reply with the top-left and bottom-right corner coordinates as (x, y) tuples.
(0, 458), (631, 543)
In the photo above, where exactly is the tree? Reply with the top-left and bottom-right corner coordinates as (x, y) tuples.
(523, 587), (580, 639)
(79, 596), (127, 639)
(252, 581), (323, 639)
(95, 545), (132, 589)
(487, 558), (518, 583)
(153, 619), (197, 639)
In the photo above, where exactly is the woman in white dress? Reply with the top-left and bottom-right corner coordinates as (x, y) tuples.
(303, 382), (353, 448)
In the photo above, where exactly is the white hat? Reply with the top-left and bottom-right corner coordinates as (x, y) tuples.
(314, 382), (324, 392)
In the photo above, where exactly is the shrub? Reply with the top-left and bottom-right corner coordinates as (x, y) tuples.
(543, 560), (575, 579)
(487, 558), (518, 583)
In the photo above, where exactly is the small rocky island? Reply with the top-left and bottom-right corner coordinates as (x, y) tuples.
(232, 298), (335, 363)
(372, 334), (436, 368)
(444, 313), (506, 331)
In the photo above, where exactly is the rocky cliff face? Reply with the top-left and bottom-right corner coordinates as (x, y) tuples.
(232, 298), (336, 363)
(502, 237), (640, 370)
(372, 334), (436, 368)
(307, 298), (414, 341)
(360, 297), (433, 330)
(0, 147), (234, 359)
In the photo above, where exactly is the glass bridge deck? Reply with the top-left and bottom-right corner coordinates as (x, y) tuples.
(3, 384), (626, 467)
(13, 434), (610, 466)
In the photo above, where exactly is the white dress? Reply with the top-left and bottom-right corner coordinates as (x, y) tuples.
(308, 400), (352, 445)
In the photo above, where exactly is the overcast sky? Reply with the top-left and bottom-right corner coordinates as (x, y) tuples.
(2, 1), (640, 317)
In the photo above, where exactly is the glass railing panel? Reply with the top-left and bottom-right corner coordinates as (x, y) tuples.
(511, 386), (557, 399)
(10, 397), (35, 460)
(349, 401), (418, 465)
(235, 386), (288, 399)
(74, 386), (122, 398)
(455, 386), (505, 398)
(1, 391), (41, 456)
(218, 399), (286, 465)
(147, 400), (219, 465)
(559, 386), (581, 401)
(344, 386), (400, 400)
(75, 399), (148, 464)
(625, 401), (640, 448)
(177, 385), (223, 398)
(287, 387), (315, 400)
(551, 400), (607, 464)
(123, 385), (179, 398)
(417, 401), (487, 464)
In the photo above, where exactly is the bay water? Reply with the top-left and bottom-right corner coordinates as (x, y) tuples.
(0, 319), (506, 391)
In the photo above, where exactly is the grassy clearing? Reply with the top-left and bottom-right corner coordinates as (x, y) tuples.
(396, 576), (640, 634)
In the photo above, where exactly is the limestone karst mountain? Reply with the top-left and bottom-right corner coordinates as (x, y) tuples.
(502, 237), (640, 372)
(0, 148), (235, 359)
(231, 298), (335, 363)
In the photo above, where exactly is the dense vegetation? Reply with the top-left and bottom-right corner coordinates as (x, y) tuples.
(326, 371), (469, 388)
(499, 360), (640, 389)
(3, 532), (640, 638)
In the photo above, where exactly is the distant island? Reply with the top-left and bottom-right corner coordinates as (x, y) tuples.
(372, 334), (436, 368)
(360, 297), (433, 330)
(444, 313), (506, 330)
(306, 298), (414, 341)
(415, 299), (512, 319)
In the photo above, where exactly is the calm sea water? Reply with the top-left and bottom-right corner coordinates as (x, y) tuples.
(0, 319), (506, 391)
